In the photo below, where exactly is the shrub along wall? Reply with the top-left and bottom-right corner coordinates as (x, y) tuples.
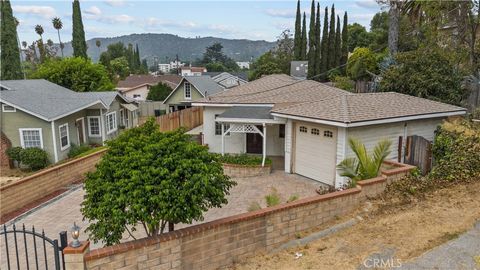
(0, 149), (106, 219)
(82, 161), (414, 270)
(222, 163), (272, 178)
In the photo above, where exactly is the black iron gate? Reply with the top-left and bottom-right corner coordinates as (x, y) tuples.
(1, 224), (68, 270)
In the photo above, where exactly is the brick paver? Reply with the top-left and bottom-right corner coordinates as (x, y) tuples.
(3, 171), (320, 252)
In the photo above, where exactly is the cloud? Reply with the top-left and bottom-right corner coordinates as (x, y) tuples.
(104, 0), (126, 7)
(84, 6), (102, 16)
(143, 17), (198, 30)
(355, 0), (380, 10)
(12, 5), (57, 19)
(265, 9), (296, 19)
(100, 14), (135, 24)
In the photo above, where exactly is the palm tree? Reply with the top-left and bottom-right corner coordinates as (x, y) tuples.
(34, 24), (44, 39)
(337, 138), (392, 186)
(52, 17), (64, 57)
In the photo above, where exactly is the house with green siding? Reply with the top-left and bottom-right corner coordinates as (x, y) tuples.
(163, 76), (224, 113)
(0, 79), (139, 163)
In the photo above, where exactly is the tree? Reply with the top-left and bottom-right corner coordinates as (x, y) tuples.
(31, 57), (114, 92)
(334, 16), (342, 68)
(201, 42), (239, 71)
(307, 0), (316, 79)
(205, 62), (227, 72)
(72, 0), (88, 58)
(109, 57), (130, 80)
(81, 120), (235, 245)
(346, 47), (377, 81)
(52, 17), (64, 57)
(341, 12), (349, 72)
(35, 25), (47, 63)
(337, 138), (392, 186)
(387, 0), (401, 54)
(380, 48), (466, 105)
(314, 3), (321, 76)
(320, 6), (329, 78)
(327, 5), (336, 69)
(146, 82), (173, 101)
(347, 23), (371, 52)
(301, 12), (307, 60)
(294, 0), (302, 60)
(1, 0), (23, 80)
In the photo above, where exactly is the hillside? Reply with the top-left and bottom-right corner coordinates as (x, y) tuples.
(61, 33), (275, 65)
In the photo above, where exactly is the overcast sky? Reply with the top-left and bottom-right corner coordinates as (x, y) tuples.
(13, 0), (383, 44)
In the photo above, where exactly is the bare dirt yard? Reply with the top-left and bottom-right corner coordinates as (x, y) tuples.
(231, 180), (480, 270)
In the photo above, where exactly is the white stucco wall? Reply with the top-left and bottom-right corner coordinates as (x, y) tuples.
(122, 85), (149, 101)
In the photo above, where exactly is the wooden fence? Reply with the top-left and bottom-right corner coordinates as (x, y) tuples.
(139, 107), (203, 132)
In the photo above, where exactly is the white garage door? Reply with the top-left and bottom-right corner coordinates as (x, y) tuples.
(294, 123), (337, 185)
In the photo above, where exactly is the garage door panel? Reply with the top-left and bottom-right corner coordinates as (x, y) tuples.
(294, 123), (336, 185)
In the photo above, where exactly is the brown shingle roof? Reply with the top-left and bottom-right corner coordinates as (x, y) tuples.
(272, 92), (466, 123)
(116, 74), (181, 89)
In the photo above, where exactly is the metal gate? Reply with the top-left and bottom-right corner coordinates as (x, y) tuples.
(1, 224), (68, 270)
(405, 135), (433, 175)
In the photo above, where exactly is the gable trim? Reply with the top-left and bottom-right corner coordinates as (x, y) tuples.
(163, 77), (205, 104)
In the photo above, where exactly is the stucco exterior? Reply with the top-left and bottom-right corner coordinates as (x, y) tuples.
(119, 85), (150, 101)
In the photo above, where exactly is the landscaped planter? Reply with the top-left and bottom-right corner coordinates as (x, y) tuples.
(222, 163), (272, 178)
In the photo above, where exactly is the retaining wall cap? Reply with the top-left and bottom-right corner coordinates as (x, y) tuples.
(64, 241), (90, 254)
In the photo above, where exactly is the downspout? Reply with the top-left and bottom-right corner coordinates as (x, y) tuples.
(51, 120), (58, 163)
(100, 109), (106, 145)
(402, 122), (408, 163)
(262, 123), (266, 167)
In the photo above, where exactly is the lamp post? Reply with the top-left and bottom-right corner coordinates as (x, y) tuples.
(70, 222), (81, 248)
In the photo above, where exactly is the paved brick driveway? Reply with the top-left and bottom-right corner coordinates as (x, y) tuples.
(5, 171), (320, 250)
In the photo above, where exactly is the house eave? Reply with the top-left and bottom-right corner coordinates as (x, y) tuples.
(216, 117), (286, 124)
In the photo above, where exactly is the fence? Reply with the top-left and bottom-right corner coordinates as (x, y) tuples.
(140, 107), (203, 132)
(464, 79), (480, 112)
(75, 161), (414, 270)
(138, 101), (167, 117)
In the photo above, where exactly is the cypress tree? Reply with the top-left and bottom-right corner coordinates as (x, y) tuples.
(327, 4), (336, 70)
(314, 3), (321, 77)
(301, 12), (307, 60)
(72, 0), (88, 58)
(320, 7), (329, 78)
(307, 0), (316, 79)
(135, 44), (141, 69)
(1, 0), (23, 80)
(293, 0), (302, 60)
(334, 15), (341, 68)
(341, 12), (349, 72)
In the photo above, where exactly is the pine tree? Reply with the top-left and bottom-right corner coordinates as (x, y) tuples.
(301, 12), (307, 60)
(314, 3), (321, 77)
(334, 15), (341, 68)
(135, 44), (141, 69)
(307, 0), (316, 78)
(327, 4), (336, 70)
(1, 0), (23, 80)
(341, 12), (349, 72)
(72, 0), (87, 58)
(127, 43), (134, 70)
(320, 6), (329, 78)
(293, 0), (302, 60)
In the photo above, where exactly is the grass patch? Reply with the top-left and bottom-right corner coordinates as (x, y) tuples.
(247, 202), (262, 212)
(265, 188), (281, 207)
(474, 255), (480, 267)
(217, 153), (272, 166)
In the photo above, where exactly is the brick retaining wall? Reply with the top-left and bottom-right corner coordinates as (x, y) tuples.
(222, 163), (272, 178)
(0, 149), (106, 219)
(83, 161), (414, 270)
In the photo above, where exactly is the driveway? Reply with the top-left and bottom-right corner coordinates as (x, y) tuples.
(4, 171), (320, 250)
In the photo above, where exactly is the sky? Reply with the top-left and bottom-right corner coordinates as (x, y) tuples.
(13, 0), (383, 44)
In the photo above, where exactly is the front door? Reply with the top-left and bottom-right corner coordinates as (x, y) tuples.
(246, 126), (263, 154)
(76, 118), (85, 144)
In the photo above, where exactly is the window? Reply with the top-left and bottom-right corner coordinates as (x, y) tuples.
(324, 130), (333, 138)
(214, 114), (229, 136)
(184, 82), (191, 99)
(106, 112), (117, 134)
(311, 128), (320, 135)
(88, 116), (101, 137)
(59, 123), (70, 150)
(19, 128), (43, 148)
(279, 124), (285, 138)
(124, 110), (129, 127)
(133, 94), (141, 99)
(2, 104), (15, 112)
(299, 126), (307, 133)
(154, 109), (162, 117)
(120, 109), (125, 126)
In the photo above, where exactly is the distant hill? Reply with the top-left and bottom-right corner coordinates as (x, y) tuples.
(60, 33), (276, 65)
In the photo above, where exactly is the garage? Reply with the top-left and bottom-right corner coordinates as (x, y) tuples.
(294, 122), (337, 185)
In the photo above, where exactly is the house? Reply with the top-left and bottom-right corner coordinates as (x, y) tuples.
(116, 74), (181, 101)
(158, 60), (185, 73)
(192, 74), (466, 188)
(163, 76), (224, 112)
(180, 67), (207, 76)
(0, 79), (139, 163)
(209, 72), (248, 89)
(290, 61), (308, 79)
(236, 62), (250, 69)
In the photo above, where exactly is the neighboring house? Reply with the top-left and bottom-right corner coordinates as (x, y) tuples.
(210, 72), (248, 89)
(180, 67), (207, 76)
(236, 62), (251, 69)
(116, 74), (181, 101)
(290, 61), (308, 79)
(158, 60), (185, 73)
(0, 79), (139, 163)
(163, 76), (224, 112)
(192, 74), (466, 188)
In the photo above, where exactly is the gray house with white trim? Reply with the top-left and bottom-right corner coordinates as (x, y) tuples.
(0, 79), (139, 163)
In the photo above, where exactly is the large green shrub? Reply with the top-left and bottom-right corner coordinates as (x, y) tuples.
(6, 146), (23, 162)
(346, 47), (377, 81)
(217, 153), (272, 166)
(430, 120), (480, 181)
(19, 147), (49, 170)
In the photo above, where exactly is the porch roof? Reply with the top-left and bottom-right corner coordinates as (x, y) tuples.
(216, 106), (285, 124)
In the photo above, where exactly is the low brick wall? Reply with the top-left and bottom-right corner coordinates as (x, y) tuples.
(0, 149), (106, 219)
(222, 163), (272, 178)
(83, 161), (414, 270)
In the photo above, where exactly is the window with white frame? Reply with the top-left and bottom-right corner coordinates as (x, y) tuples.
(120, 109), (125, 126)
(124, 110), (130, 127)
(184, 82), (191, 99)
(59, 123), (70, 150)
(299, 126), (307, 133)
(20, 129), (43, 148)
(324, 130), (333, 138)
(2, 104), (16, 112)
(106, 112), (117, 134)
(133, 94), (141, 99)
(88, 116), (101, 137)
(214, 114), (229, 136)
(311, 128), (320, 135)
